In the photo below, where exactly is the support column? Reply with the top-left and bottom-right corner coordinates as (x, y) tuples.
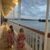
(1, 12), (4, 25)
(44, 0), (49, 50)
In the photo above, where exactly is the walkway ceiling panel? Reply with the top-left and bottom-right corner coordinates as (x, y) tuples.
(2, 0), (18, 16)
(0, 3), (2, 12)
(0, 0), (2, 12)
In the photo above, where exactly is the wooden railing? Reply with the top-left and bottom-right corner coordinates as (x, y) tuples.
(10, 21), (50, 50)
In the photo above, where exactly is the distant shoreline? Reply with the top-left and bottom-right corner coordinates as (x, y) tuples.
(8, 18), (50, 22)
(8, 18), (38, 21)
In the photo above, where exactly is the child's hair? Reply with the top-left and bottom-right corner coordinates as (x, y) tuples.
(9, 25), (14, 32)
(19, 28), (24, 33)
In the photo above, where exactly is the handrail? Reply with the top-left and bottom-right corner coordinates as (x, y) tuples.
(10, 21), (50, 38)
(9, 21), (50, 50)
(9, 21), (45, 35)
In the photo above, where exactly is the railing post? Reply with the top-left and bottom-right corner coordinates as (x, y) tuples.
(40, 35), (42, 50)
(36, 33), (38, 50)
(44, 0), (49, 50)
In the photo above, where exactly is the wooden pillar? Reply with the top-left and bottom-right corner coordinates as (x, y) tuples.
(1, 13), (4, 25)
(44, 0), (49, 50)
(35, 33), (38, 50)
(0, 0), (2, 25)
(40, 35), (42, 50)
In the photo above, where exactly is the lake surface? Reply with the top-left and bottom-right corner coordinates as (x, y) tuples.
(11, 20), (50, 32)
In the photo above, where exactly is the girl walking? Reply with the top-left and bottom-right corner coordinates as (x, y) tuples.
(17, 28), (26, 50)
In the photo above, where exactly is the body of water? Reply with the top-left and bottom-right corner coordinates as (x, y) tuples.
(11, 20), (50, 32)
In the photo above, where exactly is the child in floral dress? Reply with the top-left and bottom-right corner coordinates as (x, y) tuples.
(17, 28), (26, 50)
(7, 25), (14, 48)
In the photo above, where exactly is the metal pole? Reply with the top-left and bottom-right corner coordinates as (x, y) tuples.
(18, 0), (21, 19)
(44, 0), (49, 50)
(18, 0), (21, 24)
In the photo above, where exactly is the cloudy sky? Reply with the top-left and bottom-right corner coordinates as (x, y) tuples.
(7, 0), (49, 19)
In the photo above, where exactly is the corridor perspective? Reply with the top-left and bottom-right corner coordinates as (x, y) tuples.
(0, 0), (50, 50)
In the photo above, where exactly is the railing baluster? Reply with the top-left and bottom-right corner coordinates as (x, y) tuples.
(32, 34), (34, 50)
(10, 21), (46, 50)
(36, 33), (38, 50)
(29, 36), (31, 46)
(40, 35), (42, 50)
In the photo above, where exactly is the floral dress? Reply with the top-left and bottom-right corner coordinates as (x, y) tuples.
(17, 33), (25, 49)
(7, 30), (14, 48)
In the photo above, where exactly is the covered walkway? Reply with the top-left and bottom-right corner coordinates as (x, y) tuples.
(0, 0), (50, 50)
(0, 22), (33, 50)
